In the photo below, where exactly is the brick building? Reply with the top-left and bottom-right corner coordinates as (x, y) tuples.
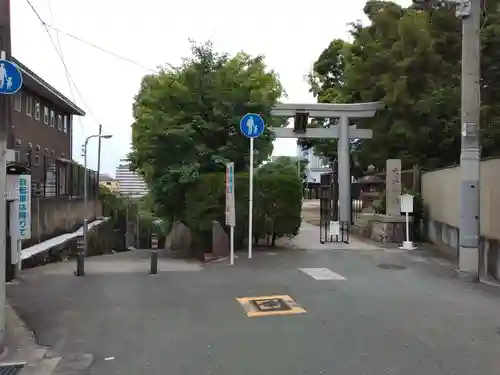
(9, 58), (97, 197)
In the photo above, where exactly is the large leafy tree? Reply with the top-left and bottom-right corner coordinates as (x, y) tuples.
(129, 41), (285, 220)
(259, 156), (309, 183)
(305, 0), (500, 173)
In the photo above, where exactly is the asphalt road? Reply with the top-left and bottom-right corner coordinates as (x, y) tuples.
(7, 247), (500, 375)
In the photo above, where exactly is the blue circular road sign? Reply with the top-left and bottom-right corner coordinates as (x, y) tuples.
(240, 113), (265, 139)
(0, 59), (22, 95)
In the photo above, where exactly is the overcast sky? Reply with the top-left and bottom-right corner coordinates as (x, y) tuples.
(11, 0), (409, 177)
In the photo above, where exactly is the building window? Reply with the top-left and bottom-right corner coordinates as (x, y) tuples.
(43, 106), (49, 124)
(14, 93), (21, 112)
(34, 101), (41, 121)
(50, 110), (55, 127)
(63, 116), (68, 134)
(57, 114), (62, 130)
(25, 95), (32, 117)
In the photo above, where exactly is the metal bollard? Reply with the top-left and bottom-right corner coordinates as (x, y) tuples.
(151, 233), (158, 250)
(75, 236), (85, 277)
(150, 250), (158, 274)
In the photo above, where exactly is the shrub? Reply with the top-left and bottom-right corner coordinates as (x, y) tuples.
(184, 169), (302, 250)
(253, 172), (302, 246)
(184, 173), (249, 252)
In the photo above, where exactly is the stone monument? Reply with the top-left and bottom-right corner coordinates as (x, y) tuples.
(385, 159), (402, 216)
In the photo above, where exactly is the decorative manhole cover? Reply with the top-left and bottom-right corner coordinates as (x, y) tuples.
(251, 298), (292, 312)
(0, 363), (25, 375)
(236, 295), (306, 317)
(377, 263), (407, 270)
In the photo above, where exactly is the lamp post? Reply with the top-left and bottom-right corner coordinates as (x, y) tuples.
(82, 133), (112, 258)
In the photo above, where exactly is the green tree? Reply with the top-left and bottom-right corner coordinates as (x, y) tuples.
(259, 156), (309, 182)
(129, 40), (285, 221)
(305, 0), (500, 173)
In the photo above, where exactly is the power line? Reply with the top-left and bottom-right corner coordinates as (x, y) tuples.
(26, 0), (100, 125)
(46, 0), (83, 131)
(46, 24), (157, 73)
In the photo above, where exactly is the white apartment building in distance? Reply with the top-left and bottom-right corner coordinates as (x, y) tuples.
(115, 160), (148, 198)
(296, 143), (331, 183)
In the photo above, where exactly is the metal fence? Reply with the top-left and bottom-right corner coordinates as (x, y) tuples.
(21, 151), (98, 198)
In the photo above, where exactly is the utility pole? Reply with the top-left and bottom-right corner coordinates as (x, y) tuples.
(96, 124), (102, 185)
(458, 0), (481, 280)
(0, 0), (11, 343)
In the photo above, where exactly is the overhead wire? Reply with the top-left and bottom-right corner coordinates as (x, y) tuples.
(44, 24), (157, 73)
(45, 0), (84, 131)
(26, 0), (101, 126)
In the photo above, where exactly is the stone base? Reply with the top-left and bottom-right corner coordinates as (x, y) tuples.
(353, 214), (413, 244)
(370, 214), (413, 244)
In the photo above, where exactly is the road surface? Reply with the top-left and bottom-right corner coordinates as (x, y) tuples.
(6, 243), (500, 374)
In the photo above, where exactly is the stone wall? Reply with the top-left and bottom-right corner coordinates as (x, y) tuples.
(24, 196), (102, 247)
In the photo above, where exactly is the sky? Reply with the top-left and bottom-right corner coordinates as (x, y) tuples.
(11, 0), (410, 177)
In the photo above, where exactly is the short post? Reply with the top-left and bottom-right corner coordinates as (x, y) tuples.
(150, 233), (158, 274)
(75, 235), (85, 276)
(151, 233), (158, 250)
(399, 193), (416, 251)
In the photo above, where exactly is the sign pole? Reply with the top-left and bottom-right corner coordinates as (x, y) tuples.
(230, 225), (234, 265)
(248, 137), (254, 259)
(405, 211), (410, 245)
(239, 113), (264, 260)
(399, 193), (416, 251)
(225, 162), (235, 265)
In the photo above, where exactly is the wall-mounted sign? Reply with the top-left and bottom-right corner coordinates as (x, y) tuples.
(18, 174), (31, 239)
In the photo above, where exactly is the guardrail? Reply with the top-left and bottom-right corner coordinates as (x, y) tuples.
(21, 218), (109, 261)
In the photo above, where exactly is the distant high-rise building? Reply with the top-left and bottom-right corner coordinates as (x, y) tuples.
(115, 161), (148, 198)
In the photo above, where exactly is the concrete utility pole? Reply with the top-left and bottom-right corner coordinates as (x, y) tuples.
(413, 0), (481, 281)
(0, 0), (11, 343)
(271, 102), (383, 230)
(458, 0), (481, 280)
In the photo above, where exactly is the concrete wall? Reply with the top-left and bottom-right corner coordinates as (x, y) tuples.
(421, 157), (500, 279)
(25, 196), (102, 247)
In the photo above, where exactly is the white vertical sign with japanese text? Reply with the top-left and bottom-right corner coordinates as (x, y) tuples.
(225, 162), (235, 227)
(18, 174), (31, 239)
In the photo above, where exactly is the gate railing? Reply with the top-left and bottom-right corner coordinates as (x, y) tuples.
(320, 220), (350, 244)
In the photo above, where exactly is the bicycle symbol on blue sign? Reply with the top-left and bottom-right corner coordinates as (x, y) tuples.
(240, 113), (265, 139)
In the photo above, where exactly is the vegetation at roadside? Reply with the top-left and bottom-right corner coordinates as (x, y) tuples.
(303, 0), (500, 175)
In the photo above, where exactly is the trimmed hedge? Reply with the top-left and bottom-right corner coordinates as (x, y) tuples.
(184, 169), (302, 251)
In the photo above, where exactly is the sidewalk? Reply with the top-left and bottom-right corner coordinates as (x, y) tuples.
(0, 304), (59, 375)
(19, 249), (203, 276)
(286, 222), (383, 251)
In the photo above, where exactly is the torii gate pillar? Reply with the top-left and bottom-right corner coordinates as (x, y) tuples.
(270, 102), (384, 224)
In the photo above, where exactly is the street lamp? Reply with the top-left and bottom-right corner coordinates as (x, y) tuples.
(78, 133), (112, 274)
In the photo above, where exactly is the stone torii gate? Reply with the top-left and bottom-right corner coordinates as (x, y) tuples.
(270, 102), (384, 224)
